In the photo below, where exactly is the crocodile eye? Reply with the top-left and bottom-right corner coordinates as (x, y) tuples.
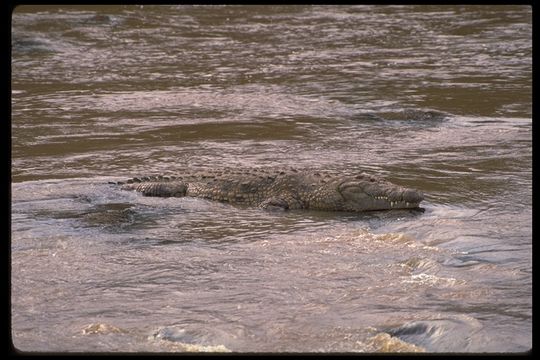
(338, 181), (363, 194)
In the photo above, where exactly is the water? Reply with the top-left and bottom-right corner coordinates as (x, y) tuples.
(11, 5), (531, 353)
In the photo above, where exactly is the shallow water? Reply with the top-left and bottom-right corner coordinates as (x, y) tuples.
(11, 5), (531, 353)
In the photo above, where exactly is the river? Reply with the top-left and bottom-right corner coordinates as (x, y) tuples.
(11, 5), (531, 353)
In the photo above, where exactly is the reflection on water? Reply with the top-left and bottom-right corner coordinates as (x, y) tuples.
(11, 5), (531, 353)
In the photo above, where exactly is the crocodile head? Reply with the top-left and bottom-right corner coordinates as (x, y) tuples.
(306, 174), (423, 212)
(334, 175), (424, 211)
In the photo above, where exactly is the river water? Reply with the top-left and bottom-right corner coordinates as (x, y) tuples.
(11, 5), (531, 353)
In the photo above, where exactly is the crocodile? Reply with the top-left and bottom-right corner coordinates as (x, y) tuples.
(113, 168), (424, 212)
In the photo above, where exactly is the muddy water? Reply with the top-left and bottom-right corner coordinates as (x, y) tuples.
(11, 5), (531, 353)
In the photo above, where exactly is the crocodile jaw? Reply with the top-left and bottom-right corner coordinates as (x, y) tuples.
(337, 179), (424, 211)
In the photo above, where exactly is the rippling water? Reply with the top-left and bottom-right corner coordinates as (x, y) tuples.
(11, 5), (531, 353)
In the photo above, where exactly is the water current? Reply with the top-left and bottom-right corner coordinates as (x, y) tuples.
(11, 5), (531, 353)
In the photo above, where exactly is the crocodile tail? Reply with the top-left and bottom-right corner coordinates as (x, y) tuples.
(121, 182), (188, 197)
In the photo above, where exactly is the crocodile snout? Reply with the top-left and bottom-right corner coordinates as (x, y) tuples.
(402, 189), (424, 204)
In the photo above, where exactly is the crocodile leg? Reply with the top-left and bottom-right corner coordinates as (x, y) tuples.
(259, 195), (304, 210)
(260, 197), (290, 210)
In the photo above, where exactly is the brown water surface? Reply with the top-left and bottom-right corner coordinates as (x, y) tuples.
(11, 5), (531, 353)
